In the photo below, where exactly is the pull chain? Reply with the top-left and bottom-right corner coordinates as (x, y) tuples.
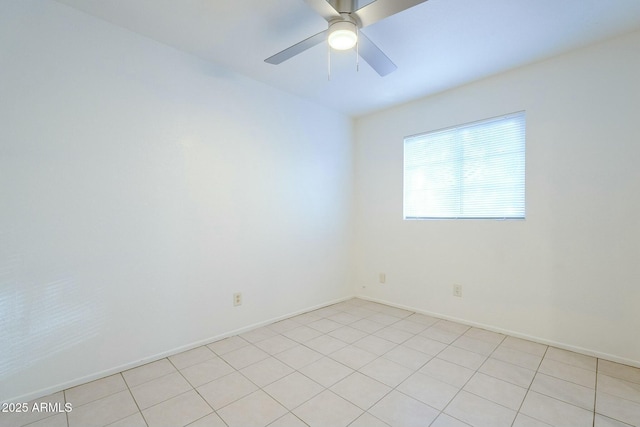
(356, 26), (359, 72)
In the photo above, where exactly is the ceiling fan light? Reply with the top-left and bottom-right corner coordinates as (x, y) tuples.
(328, 21), (357, 50)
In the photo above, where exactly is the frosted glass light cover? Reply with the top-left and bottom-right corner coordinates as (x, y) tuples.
(328, 21), (357, 50)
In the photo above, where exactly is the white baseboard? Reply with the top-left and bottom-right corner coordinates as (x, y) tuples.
(5, 294), (355, 404)
(359, 295), (640, 369)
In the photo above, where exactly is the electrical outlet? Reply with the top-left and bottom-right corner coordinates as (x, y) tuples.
(453, 284), (462, 297)
(233, 292), (242, 306)
(379, 273), (386, 284)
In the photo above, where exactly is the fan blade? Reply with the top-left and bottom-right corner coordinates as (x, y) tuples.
(303, 0), (341, 21)
(354, 0), (428, 28)
(265, 30), (328, 64)
(358, 31), (397, 76)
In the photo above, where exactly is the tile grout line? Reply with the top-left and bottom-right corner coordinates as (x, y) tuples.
(164, 355), (229, 427)
(121, 371), (149, 427)
(510, 344), (550, 427)
(592, 358), (599, 427)
(432, 332), (508, 427)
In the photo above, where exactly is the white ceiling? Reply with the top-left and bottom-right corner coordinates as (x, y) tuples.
(55, 0), (640, 117)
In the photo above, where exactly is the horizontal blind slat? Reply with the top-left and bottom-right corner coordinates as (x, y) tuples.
(404, 111), (526, 219)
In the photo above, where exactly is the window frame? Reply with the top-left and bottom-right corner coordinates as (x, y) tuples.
(403, 111), (526, 221)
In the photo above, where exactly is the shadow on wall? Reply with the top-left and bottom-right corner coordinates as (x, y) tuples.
(0, 249), (104, 394)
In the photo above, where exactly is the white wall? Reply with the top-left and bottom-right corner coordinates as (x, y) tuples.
(354, 30), (640, 366)
(0, 1), (353, 401)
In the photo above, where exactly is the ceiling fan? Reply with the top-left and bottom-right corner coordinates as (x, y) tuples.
(265, 0), (429, 76)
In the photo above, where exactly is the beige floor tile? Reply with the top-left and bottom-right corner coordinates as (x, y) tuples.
(531, 373), (595, 410)
(378, 306), (412, 319)
(369, 390), (439, 427)
(389, 319), (429, 334)
(479, 358), (535, 388)
(240, 327), (278, 344)
(263, 372), (324, 410)
(348, 412), (390, 427)
(538, 358), (595, 388)
(313, 306), (341, 318)
(397, 372), (459, 410)
(404, 313), (439, 326)
(272, 344), (323, 370)
(308, 318), (343, 333)
(452, 336), (499, 356)
(598, 374), (640, 404)
(431, 413), (474, 427)
(298, 357), (353, 387)
(342, 307), (377, 319)
(520, 391), (594, 427)
(123, 359), (176, 388)
(282, 326), (323, 343)
(512, 413), (553, 427)
(240, 357), (294, 387)
(130, 371), (192, 409)
(596, 391), (640, 426)
(290, 312), (323, 325)
(196, 372), (258, 410)
(21, 413), (67, 427)
(463, 328), (505, 345)
(142, 390), (212, 427)
(353, 335), (397, 356)
(373, 326), (414, 344)
(206, 336), (249, 355)
(420, 325), (464, 345)
(305, 335), (348, 355)
(68, 390), (138, 427)
(65, 374), (127, 407)
(437, 346), (487, 370)
(445, 391), (516, 427)
(464, 372), (527, 410)
(501, 337), (547, 357)
(367, 313), (402, 326)
(293, 390), (363, 427)
(382, 345), (433, 370)
(594, 413), (634, 427)
(220, 344), (270, 370)
(329, 345), (378, 370)
(169, 346), (215, 370)
(402, 335), (447, 356)
(217, 390), (287, 427)
(327, 312), (360, 325)
(267, 413), (308, 427)
(185, 412), (227, 427)
(598, 360), (640, 385)
(328, 326), (368, 344)
(360, 357), (413, 387)
(107, 412), (147, 427)
(349, 318), (386, 334)
(545, 347), (597, 371)
(420, 358), (475, 388)
(330, 372), (392, 410)
(266, 319), (301, 334)
(254, 335), (298, 355)
(491, 346), (542, 371)
(434, 320), (470, 334)
(179, 357), (235, 388)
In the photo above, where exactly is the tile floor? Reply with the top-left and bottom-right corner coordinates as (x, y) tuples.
(2, 298), (640, 427)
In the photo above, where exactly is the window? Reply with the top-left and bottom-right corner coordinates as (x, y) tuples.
(403, 112), (525, 219)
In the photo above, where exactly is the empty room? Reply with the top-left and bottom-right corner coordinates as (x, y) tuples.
(1, 0), (640, 426)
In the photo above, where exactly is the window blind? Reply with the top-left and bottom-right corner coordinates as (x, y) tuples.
(403, 112), (526, 219)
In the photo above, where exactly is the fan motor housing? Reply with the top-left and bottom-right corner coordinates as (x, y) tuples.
(328, 0), (358, 13)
